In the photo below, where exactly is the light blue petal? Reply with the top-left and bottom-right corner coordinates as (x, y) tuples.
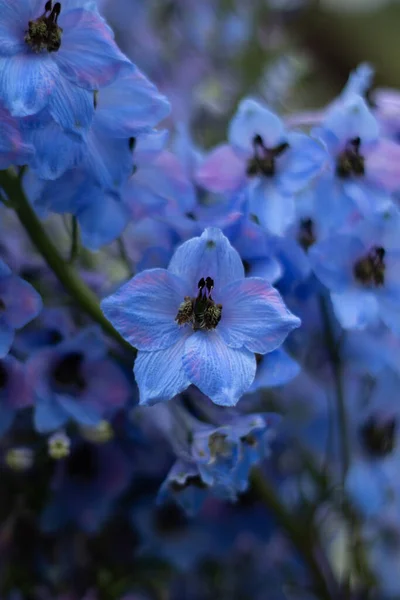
(228, 98), (286, 155)
(217, 277), (300, 353)
(249, 181), (295, 237)
(134, 334), (191, 405)
(280, 133), (326, 194)
(101, 269), (188, 351)
(323, 94), (379, 146)
(308, 236), (363, 292)
(48, 74), (93, 135)
(0, 54), (58, 117)
(182, 331), (256, 406)
(168, 228), (244, 294)
(34, 398), (69, 433)
(77, 188), (130, 249)
(250, 349), (300, 392)
(331, 290), (379, 330)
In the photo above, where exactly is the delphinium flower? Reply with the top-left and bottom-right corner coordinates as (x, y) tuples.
(0, 0), (133, 133)
(101, 227), (300, 406)
(0, 102), (34, 169)
(309, 209), (400, 331)
(196, 98), (326, 236)
(27, 327), (130, 432)
(0, 259), (43, 357)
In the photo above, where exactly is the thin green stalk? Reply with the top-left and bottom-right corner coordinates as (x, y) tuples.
(69, 216), (80, 264)
(250, 469), (338, 600)
(0, 169), (134, 356)
(319, 295), (349, 481)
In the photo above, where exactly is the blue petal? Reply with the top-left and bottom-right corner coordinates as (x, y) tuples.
(217, 277), (301, 353)
(250, 349), (300, 392)
(323, 94), (379, 146)
(34, 398), (69, 433)
(57, 396), (101, 426)
(182, 331), (256, 406)
(48, 74), (93, 135)
(0, 54), (58, 117)
(228, 98), (286, 155)
(168, 228), (244, 294)
(55, 8), (133, 90)
(308, 236), (363, 292)
(331, 290), (379, 330)
(134, 334), (191, 405)
(248, 181), (295, 237)
(101, 269), (188, 351)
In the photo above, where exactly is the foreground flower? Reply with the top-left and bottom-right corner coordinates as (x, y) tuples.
(101, 228), (300, 406)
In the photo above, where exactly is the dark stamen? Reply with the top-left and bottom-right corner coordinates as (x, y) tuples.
(25, 1), (63, 53)
(360, 416), (396, 457)
(51, 351), (86, 394)
(247, 134), (289, 178)
(297, 218), (316, 251)
(354, 246), (385, 287)
(175, 276), (222, 331)
(336, 137), (365, 178)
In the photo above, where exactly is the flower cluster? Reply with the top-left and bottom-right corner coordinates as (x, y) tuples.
(1, 0), (400, 598)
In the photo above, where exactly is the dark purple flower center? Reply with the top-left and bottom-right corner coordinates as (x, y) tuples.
(353, 246), (385, 287)
(153, 503), (188, 535)
(175, 276), (222, 331)
(0, 361), (9, 389)
(297, 218), (316, 251)
(360, 415), (396, 457)
(51, 351), (86, 395)
(246, 134), (289, 178)
(25, 1), (63, 53)
(336, 137), (365, 178)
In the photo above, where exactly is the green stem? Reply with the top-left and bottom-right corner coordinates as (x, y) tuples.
(0, 169), (134, 356)
(250, 469), (338, 600)
(69, 216), (80, 264)
(319, 295), (349, 481)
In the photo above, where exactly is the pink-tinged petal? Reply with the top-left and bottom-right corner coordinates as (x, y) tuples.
(217, 277), (301, 354)
(0, 54), (58, 117)
(101, 269), (188, 351)
(195, 144), (246, 193)
(55, 8), (132, 90)
(168, 228), (244, 295)
(367, 139), (400, 193)
(0, 275), (42, 329)
(182, 331), (256, 407)
(134, 333), (191, 406)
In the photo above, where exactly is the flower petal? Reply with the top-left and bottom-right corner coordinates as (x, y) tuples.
(34, 398), (69, 433)
(0, 321), (14, 358)
(195, 144), (246, 193)
(57, 396), (101, 426)
(0, 274), (43, 329)
(217, 277), (300, 353)
(182, 331), (256, 406)
(48, 74), (93, 134)
(249, 181), (295, 237)
(134, 334), (191, 405)
(0, 54), (58, 117)
(101, 269), (188, 351)
(56, 8), (132, 90)
(250, 349), (300, 392)
(168, 228), (244, 294)
(229, 98), (286, 155)
(331, 290), (378, 330)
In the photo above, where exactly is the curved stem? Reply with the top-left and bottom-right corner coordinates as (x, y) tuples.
(0, 169), (134, 356)
(250, 469), (339, 600)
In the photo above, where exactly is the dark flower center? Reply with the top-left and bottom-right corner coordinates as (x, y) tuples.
(169, 474), (207, 493)
(25, 1), (63, 53)
(153, 503), (188, 535)
(51, 351), (86, 394)
(246, 134), (289, 178)
(297, 218), (316, 251)
(175, 277), (222, 331)
(336, 137), (365, 178)
(353, 246), (385, 287)
(0, 361), (9, 390)
(0, 298), (5, 311)
(66, 442), (99, 480)
(360, 416), (396, 457)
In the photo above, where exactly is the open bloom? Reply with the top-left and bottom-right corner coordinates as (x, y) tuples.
(101, 228), (300, 406)
(0, 0), (132, 132)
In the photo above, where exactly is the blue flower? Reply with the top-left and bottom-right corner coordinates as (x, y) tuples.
(101, 228), (300, 406)
(27, 327), (130, 432)
(0, 102), (34, 168)
(196, 98), (326, 236)
(0, 0), (132, 132)
(309, 210), (400, 331)
(0, 259), (43, 357)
